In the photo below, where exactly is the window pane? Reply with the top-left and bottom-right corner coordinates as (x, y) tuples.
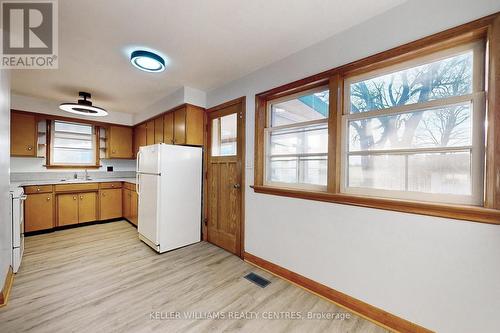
(53, 138), (92, 149)
(348, 103), (472, 151)
(348, 155), (405, 190)
(268, 156), (327, 186)
(271, 89), (329, 127)
(269, 123), (327, 155)
(211, 113), (237, 156)
(349, 51), (472, 113)
(52, 148), (95, 164)
(54, 121), (93, 134)
(407, 152), (471, 195)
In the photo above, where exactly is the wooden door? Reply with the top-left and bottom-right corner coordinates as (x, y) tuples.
(163, 112), (174, 144)
(25, 193), (54, 232)
(100, 188), (122, 220)
(11, 112), (37, 156)
(173, 107), (186, 144)
(154, 117), (164, 143)
(206, 98), (245, 257)
(146, 120), (155, 145)
(123, 189), (131, 221)
(108, 126), (133, 158)
(130, 190), (138, 226)
(134, 123), (147, 156)
(79, 192), (97, 223)
(57, 194), (79, 226)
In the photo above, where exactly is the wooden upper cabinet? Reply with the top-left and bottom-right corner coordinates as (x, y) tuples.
(11, 112), (37, 157)
(57, 194), (79, 226)
(108, 125), (133, 159)
(163, 112), (174, 144)
(173, 107), (186, 145)
(25, 193), (54, 232)
(146, 120), (155, 145)
(154, 117), (164, 143)
(100, 188), (122, 220)
(174, 105), (204, 146)
(134, 123), (147, 157)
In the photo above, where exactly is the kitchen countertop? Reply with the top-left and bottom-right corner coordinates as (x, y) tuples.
(10, 177), (136, 191)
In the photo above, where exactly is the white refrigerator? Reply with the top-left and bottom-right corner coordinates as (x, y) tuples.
(136, 144), (202, 253)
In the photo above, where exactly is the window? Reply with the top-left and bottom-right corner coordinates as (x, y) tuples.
(50, 120), (97, 166)
(211, 113), (237, 156)
(342, 42), (485, 205)
(265, 87), (329, 189)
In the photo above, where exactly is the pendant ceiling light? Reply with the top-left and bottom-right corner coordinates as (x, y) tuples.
(59, 92), (108, 117)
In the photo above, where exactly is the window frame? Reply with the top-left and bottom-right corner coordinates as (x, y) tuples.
(340, 41), (486, 205)
(264, 85), (330, 191)
(46, 119), (101, 168)
(252, 13), (500, 225)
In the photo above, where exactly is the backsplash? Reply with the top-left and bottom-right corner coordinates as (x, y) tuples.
(10, 157), (136, 173)
(11, 170), (136, 182)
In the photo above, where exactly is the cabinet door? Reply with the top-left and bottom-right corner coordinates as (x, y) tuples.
(173, 107), (186, 145)
(154, 117), (164, 143)
(163, 112), (174, 144)
(130, 190), (138, 226)
(146, 120), (155, 145)
(25, 193), (54, 232)
(100, 188), (122, 220)
(122, 189), (131, 220)
(108, 126), (133, 158)
(57, 194), (79, 226)
(134, 123), (147, 157)
(185, 105), (205, 146)
(11, 113), (37, 156)
(79, 192), (97, 223)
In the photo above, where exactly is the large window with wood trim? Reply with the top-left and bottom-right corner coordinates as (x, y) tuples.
(265, 87), (329, 189)
(342, 41), (485, 205)
(49, 120), (97, 166)
(253, 13), (500, 224)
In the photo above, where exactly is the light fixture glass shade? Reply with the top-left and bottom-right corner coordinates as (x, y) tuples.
(59, 103), (108, 117)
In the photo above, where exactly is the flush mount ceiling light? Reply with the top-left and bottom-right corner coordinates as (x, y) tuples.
(130, 50), (165, 73)
(59, 92), (108, 117)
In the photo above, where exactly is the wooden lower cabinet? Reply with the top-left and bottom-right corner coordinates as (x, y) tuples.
(57, 192), (98, 226)
(122, 187), (138, 226)
(25, 193), (54, 232)
(57, 194), (79, 226)
(99, 188), (122, 220)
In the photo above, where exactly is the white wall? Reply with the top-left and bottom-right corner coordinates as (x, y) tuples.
(0, 70), (11, 290)
(207, 1), (500, 332)
(11, 94), (134, 126)
(10, 157), (136, 173)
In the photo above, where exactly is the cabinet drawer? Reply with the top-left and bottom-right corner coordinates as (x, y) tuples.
(54, 183), (99, 193)
(123, 182), (135, 191)
(99, 182), (122, 189)
(24, 185), (53, 194)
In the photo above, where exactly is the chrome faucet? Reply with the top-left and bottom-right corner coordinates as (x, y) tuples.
(85, 169), (90, 180)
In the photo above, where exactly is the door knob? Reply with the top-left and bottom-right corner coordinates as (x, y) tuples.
(233, 183), (241, 189)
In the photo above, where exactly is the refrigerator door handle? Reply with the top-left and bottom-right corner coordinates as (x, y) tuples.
(136, 173), (140, 195)
(136, 150), (141, 195)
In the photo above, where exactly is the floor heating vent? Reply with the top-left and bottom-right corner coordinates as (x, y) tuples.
(244, 272), (271, 288)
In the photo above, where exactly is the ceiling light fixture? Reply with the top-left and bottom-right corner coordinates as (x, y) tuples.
(59, 92), (108, 117)
(130, 50), (165, 73)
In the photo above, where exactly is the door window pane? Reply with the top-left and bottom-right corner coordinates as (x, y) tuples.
(211, 113), (237, 156)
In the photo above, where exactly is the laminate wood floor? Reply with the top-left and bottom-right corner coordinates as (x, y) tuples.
(0, 221), (388, 333)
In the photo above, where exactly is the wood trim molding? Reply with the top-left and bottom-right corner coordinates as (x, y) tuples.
(0, 266), (14, 308)
(252, 185), (500, 225)
(244, 252), (434, 333)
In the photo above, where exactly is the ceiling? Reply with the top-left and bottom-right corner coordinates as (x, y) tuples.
(11, 0), (406, 115)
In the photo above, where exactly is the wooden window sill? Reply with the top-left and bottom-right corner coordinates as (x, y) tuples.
(251, 185), (500, 225)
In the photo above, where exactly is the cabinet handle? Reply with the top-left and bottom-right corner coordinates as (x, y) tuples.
(27, 146), (33, 151)
(111, 184), (114, 188)
(112, 150), (116, 153)
(47, 197), (51, 201)
(73, 196), (77, 200)
(102, 193), (106, 197)
(80, 196), (83, 200)
(36, 188), (40, 192)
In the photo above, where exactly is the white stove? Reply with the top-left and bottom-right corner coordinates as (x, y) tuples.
(10, 186), (25, 273)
